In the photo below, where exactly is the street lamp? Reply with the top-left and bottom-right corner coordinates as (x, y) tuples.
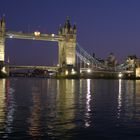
(87, 69), (91, 73)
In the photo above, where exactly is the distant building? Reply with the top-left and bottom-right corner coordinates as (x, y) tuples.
(125, 55), (140, 68)
(105, 53), (117, 67)
(125, 55), (140, 77)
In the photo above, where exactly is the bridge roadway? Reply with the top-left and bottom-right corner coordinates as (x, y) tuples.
(80, 68), (133, 74)
(9, 65), (134, 74)
(6, 31), (65, 41)
(9, 65), (59, 72)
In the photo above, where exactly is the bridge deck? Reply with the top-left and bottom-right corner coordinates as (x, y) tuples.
(9, 65), (59, 71)
(6, 31), (65, 42)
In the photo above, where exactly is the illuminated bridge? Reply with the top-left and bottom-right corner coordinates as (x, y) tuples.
(9, 65), (58, 72)
(6, 31), (65, 42)
(0, 16), (137, 77)
(9, 43), (135, 74)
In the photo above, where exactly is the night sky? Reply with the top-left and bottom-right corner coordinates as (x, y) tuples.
(1, 0), (140, 66)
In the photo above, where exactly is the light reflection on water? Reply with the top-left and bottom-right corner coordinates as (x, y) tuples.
(0, 78), (140, 139)
(0, 79), (16, 138)
(85, 79), (91, 128)
(29, 79), (77, 138)
(0, 79), (6, 133)
(117, 79), (122, 119)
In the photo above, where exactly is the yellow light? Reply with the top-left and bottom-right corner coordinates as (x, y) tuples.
(65, 70), (68, 75)
(118, 73), (123, 78)
(1, 67), (6, 73)
(136, 68), (140, 77)
(34, 31), (40, 36)
(51, 34), (55, 37)
(71, 68), (76, 75)
(87, 69), (91, 73)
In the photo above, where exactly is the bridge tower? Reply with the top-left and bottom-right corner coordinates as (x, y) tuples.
(58, 17), (76, 68)
(0, 16), (7, 76)
(0, 16), (6, 67)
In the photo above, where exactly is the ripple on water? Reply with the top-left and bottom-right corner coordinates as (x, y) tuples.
(0, 78), (140, 139)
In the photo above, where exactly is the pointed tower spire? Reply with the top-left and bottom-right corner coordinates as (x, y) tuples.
(1, 15), (6, 34)
(58, 24), (62, 35)
(1, 15), (5, 26)
(73, 23), (77, 34)
(64, 16), (71, 33)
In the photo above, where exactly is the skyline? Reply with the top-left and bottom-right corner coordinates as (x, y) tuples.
(1, 0), (140, 65)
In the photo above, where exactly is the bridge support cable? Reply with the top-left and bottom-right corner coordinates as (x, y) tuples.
(76, 43), (107, 70)
(76, 43), (134, 71)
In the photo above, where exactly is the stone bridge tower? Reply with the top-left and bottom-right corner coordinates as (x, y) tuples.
(0, 16), (6, 67)
(58, 17), (76, 68)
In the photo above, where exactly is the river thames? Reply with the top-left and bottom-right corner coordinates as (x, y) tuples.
(0, 78), (140, 139)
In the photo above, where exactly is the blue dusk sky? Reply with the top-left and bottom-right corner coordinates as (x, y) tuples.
(0, 0), (140, 65)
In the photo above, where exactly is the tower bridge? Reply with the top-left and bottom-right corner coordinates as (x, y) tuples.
(0, 16), (139, 78)
(0, 16), (76, 72)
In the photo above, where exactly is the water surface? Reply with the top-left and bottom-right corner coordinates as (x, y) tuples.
(0, 78), (140, 139)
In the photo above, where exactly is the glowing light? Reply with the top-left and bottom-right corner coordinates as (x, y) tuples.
(87, 62), (90, 65)
(10, 35), (13, 38)
(87, 69), (91, 73)
(117, 79), (122, 119)
(67, 58), (73, 65)
(85, 79), (91, 127)
(65, 70), (68, 75)
(71, 68), (76, 75)
(51, 34), (55, 37)
(1, 67), (6, 73)
(118, 73), (123, 78)
(136, 68), (140, 77)
(34, 31), (40, 36)
(57, 64), (60, 67)
(87, 79), (91, 112)
(0, 79), (6, 125)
